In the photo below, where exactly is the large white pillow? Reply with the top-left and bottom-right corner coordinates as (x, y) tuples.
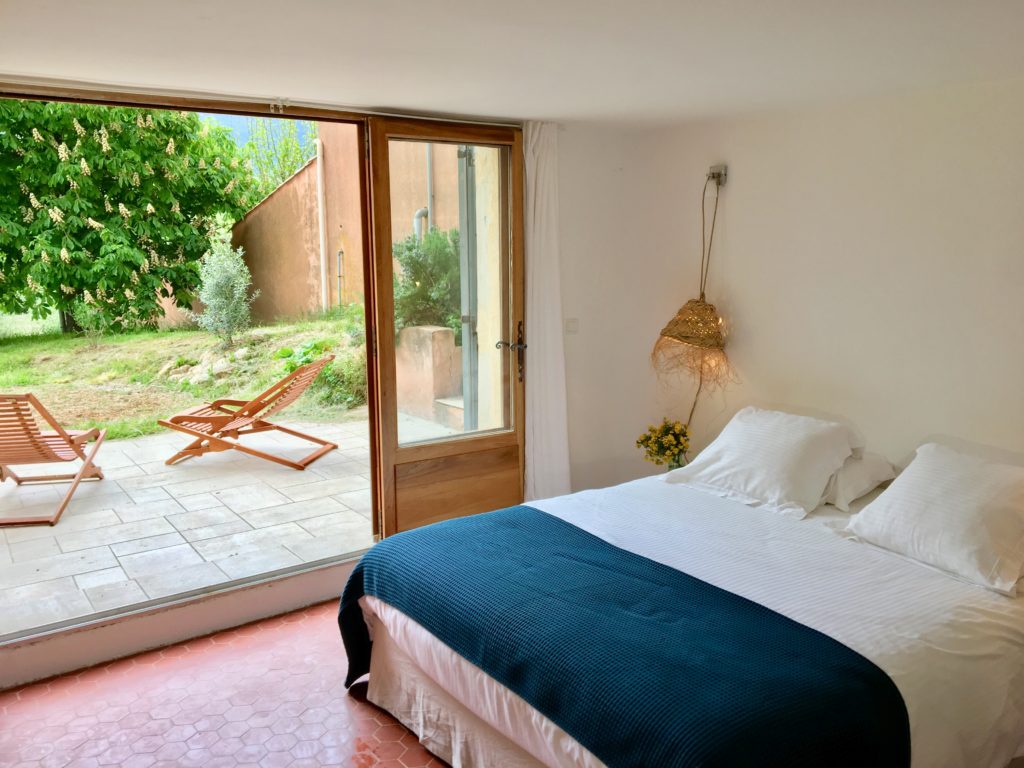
(847, 443), (1024, 595)
(665, 407), (858, 518)
(823, 452), (896, 512)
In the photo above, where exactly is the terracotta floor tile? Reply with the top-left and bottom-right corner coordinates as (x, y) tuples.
(0, 602), (449, 767)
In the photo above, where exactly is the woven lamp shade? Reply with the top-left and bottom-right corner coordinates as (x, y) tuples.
(652, 298), (731, 387)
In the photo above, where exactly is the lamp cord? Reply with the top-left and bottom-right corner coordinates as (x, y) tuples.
(698, 175), (721, 300)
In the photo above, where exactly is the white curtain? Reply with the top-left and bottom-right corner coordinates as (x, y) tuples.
(523, 122), (572, 499)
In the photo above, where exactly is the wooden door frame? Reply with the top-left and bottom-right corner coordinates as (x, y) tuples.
(0, 81), (526, 542)
(366, 117), (525, 536)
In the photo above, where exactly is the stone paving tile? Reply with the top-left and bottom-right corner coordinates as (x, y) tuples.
(1, 546), (118, 590)
(8, 536), (61, 563)
(135, 561), (230, 600)
(177, 492), (223, 512)
(110, 531), (186, 557)
(213, 545), (303, 580)
(235, 497), (345, 530)
(119, 543), (206, 580)
(112, 497), (188, 523)
(180, 518), (253, 543)
(124, 485), (172, 504)
(334, 488), (373, 517)
(212, 483), (291, 513)
(56, 518), (177, 553)
(190, 522), (316, 562)
(2, 510), (122, 545)
(165, 505), (245, 533)
(84, 578), (148, 612)
(280, 475), (371, 502)
(73, 566), (130, 590)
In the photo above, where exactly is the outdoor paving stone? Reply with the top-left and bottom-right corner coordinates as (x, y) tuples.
(84, 578), (148, 612)
(280, 476), (370, 503)
(213, 545), (303, 580)
(286, 534), (370, 564)
(333, 489), (372, 516)
(113, 498), (188, 524)
(125, 486), (172, 504)
(190, 523), (315, 562)
(177, 493), (223, 512)
(118, 466), (227, 492)
(0, 539), (11, 567)
(212, 484), (290, 514)
(180, 519), (253, 544)
(0, 576), (80, 608)
(235, 497), (345, 529)
(111, 532), (187, 557)
(104, 465), (147, 481)
(0, 546), (118, 589)
(74, 566), (131, 590)
(0, 589), (94, 636)
(2, 510), (122, 544)
(135, 562), (229, 600)
(313, 460), (372, 480)
(165, 506), (245, 533)
(163, 473), (262, 499)
(57, 519), (177, 553)
(119, 543), (206, 580)
(9, 536), (61, 562)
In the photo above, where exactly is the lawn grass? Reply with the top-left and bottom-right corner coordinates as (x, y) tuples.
(0, 309), (367, 439)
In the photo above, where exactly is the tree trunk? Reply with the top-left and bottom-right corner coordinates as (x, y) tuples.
(59, 310), (80, 334)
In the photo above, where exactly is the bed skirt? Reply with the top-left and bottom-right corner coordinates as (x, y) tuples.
(360, 596), (602, 768)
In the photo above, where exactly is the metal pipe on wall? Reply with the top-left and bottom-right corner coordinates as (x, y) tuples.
(315, 137), (329, 310)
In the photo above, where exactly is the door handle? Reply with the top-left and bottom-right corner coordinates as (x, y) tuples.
(495, 321), (527, 382)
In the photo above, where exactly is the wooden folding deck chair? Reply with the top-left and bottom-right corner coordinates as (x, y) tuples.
(158, 356), (338, 470)
(0, 394), (106, 527)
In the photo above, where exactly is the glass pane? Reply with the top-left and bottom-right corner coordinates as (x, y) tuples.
(389, 140), (511, 445)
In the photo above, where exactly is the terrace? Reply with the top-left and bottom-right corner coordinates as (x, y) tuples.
(0, 418), (374, 639)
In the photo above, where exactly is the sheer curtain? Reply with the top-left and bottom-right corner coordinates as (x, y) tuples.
(523, 122), (571, 499)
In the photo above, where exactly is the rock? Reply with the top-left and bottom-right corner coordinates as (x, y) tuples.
(158, 360), (176, 377)
(210, 358), (233, 377)
(233, 346), (250, 360)
(188, 369), (213, 386)
(170, 364), (191, 376)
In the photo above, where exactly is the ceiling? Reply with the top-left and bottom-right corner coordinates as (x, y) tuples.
(2, 0), (1023, 124)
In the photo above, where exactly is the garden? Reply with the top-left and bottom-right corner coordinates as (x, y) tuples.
(0, 99), (371, 437)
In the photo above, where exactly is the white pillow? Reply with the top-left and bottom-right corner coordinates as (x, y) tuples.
(665, 407), (858, 518)
(847, 443), (1024, 595)
(824, 452), (895, 512)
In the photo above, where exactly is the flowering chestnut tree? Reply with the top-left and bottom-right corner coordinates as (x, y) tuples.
(0, 100), (257, 328)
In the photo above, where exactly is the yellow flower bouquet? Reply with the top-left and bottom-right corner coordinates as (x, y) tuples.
(636, 418), (690, 470)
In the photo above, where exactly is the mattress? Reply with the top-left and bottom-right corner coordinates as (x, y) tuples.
(357, 476), (1024, 768)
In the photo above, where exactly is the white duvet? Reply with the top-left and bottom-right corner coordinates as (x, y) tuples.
(367, 476), (1024, 768)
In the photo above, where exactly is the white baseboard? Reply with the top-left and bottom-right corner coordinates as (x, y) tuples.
(0, 559), (355, 690)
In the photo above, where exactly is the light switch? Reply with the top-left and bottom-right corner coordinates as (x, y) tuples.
(565, 318), (579, 335)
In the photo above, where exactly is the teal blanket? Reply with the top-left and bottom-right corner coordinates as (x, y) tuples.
(339, 505), (910, 767)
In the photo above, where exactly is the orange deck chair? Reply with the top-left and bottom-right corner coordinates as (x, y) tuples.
(158, 356), (338, 470)
(0, 394), (106, 527)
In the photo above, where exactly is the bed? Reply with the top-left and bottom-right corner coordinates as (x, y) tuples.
(339, 476), (1024, 768)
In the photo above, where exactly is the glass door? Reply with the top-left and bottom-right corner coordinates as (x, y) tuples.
(367, 118), (525, 535)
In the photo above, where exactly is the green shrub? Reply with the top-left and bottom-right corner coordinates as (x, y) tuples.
(190, 228), (259, 347)
(393, 228), (462, 344)
(314, 348), (368, 408)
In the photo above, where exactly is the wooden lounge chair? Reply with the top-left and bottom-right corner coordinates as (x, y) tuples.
(0, 394), (106, 527)
(158, 356), (338, 470)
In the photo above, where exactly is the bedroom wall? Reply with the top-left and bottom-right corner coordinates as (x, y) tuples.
(557, 79), (1024, 491)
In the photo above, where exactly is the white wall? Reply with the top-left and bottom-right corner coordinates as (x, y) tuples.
(558, 79), (1024, 491)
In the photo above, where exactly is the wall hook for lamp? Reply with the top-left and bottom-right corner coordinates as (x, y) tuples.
(707, 164), (728, 187)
